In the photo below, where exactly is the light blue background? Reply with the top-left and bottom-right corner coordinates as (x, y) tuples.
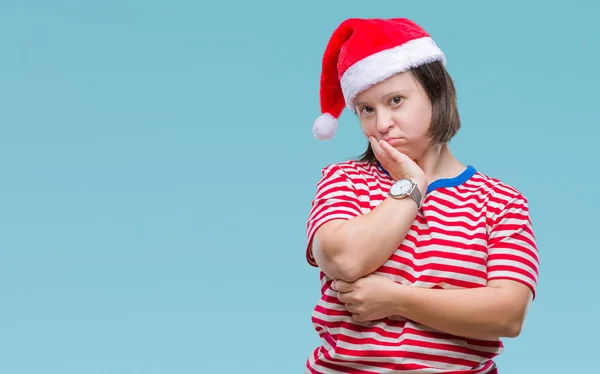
(1, 1), (598, 373)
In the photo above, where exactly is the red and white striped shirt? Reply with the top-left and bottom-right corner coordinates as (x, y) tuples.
(304, 160), (539, 374)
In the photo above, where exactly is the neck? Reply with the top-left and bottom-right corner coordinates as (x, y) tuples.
(415, 143), (465, 184)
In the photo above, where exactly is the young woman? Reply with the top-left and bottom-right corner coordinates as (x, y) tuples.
(304, 18), (539, 374)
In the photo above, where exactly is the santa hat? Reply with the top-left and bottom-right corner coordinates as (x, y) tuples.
(313, 18), (446, 140)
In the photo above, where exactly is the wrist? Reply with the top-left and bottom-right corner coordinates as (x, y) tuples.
(389, 283), (412, 316)
(412, 177), (428, 195)
(391, 175), (427, 194)
(388, 176), (427, 210)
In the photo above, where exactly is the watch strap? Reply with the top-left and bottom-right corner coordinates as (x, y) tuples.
(409, 184), (424, 210)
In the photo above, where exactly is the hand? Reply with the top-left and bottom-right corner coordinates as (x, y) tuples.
(369, 136), (427, 190)
(332, 274), (401, 322)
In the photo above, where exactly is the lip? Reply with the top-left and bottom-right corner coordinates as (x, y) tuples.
(383, 137), (402, 145)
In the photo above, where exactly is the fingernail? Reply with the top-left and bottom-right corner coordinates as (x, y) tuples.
(331, 281), (337, 290)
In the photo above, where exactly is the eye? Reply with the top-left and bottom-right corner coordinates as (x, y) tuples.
(359, 106), (374, 116)
(389, 96), (403, 106)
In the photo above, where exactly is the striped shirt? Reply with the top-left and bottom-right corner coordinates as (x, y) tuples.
(304, 160), (539, 374)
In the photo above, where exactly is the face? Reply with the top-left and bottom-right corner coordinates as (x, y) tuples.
(353, 71), (433, 160)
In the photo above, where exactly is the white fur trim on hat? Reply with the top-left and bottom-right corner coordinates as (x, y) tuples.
(340, 37), (446, 112)
(312, 113), (338, 140)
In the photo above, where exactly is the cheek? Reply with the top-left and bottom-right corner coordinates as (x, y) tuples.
(400, 108), (432, 138)
(359, 119), (375, 136)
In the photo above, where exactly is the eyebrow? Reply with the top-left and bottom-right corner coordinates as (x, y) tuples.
(355, 90), (411, 107)
(382, 90), (411, 100)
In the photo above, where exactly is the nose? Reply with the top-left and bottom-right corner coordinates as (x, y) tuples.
(375, 108), (394, 133)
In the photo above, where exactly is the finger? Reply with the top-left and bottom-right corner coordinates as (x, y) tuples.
(370, 137), (387, 160)
(345, 303), (358, 313)
(352, 313), (366, 322)
(332, 280), (353, 293)
(379, 140), (423, 177)
(338, 289), (358, 303)
(379, 140), (408, 162)
(337, 291), (349, 303)
(368, 136), (377, 148)
(368, 136), (378, 154)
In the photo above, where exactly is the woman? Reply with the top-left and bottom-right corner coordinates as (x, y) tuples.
(305, 18), (539, 374)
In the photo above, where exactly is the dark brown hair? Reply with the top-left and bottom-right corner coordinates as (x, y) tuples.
(357, 60), (461, 163)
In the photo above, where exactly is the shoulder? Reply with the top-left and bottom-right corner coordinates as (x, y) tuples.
(469, 170), (532, 225)
(471, 170), (529, 203)
(318, 160), (381, 181)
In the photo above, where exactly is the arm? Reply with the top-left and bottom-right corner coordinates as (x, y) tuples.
(311, 194), (421, 282)
(306, 140), (427, 282)
(334, 191), (540, 339)
(390, 279), (533, 339)
(392, 191), (539, 339)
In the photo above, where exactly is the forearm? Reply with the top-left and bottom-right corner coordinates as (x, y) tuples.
(392, 284), (531, 340)
(313, 196), (418, 282)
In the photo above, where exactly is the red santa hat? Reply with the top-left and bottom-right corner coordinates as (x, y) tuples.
(313, 18), (447, 140)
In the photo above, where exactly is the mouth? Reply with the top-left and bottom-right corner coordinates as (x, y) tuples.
(383, 137), (403, 145)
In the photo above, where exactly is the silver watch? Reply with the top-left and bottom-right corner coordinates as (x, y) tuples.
(389, 178), (424, 209)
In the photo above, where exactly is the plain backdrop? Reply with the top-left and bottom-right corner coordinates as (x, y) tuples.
(1, 1), (598, 373)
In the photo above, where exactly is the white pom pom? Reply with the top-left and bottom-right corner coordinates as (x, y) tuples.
(312, 113), (338, 140)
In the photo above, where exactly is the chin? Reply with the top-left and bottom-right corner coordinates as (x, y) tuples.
(393, 144), (417, 158)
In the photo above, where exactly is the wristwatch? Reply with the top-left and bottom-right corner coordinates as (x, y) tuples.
(389, 178), (424, 209)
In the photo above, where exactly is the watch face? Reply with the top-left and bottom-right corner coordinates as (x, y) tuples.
(391, 179), (412, 196)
